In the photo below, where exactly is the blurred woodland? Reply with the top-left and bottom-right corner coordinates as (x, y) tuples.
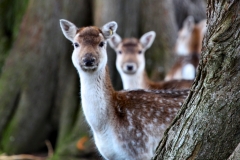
(0, 0), (239, 160)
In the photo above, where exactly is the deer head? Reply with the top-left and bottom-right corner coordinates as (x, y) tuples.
(108, 31), (156, 89)
(175, 16), (207, 56)
(60, 19), (117, 74)
(109, 31), (155, 76)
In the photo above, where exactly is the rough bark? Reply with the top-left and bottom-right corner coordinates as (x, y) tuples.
(141, 0), (178, 80)
(153, 0), (240, 159)
(93, 0), (141, 90)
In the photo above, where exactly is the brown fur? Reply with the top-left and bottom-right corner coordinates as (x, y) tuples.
(95, 63), (189, 159)
(189, 26), (202, 53)
(77, 26), (103, 45)
(102, 66), (189, 157)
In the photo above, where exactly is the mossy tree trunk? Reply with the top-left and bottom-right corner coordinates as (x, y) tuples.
(153, 0), (240, 159)
(0, 0), (96, 158)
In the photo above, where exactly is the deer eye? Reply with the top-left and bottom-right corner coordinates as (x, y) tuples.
(118, 51), (122, 54)
(73, 43), (79, 48)
(138, 50), (142, 54)
(99, 42), (105, 47)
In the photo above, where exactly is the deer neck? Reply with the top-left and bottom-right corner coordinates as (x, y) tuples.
(79, 66), (115, 132)
(121, 69), (150, 90)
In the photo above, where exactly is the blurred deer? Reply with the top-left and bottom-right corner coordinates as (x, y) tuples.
(109, 32), (193, 90)
(60, 19), (189, 160)
(165, 16), (207, 80)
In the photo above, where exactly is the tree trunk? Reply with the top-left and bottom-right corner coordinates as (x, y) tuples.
(141, 0), (178, 80)
(153, 0), (240, 159)
(0, 0), (95, 157)
(0, 0), (29, 75)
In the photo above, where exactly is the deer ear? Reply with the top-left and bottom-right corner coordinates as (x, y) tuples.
(102, 21), (118, 39)
(60, 19), (78, 42)
(183, 16), (195, 32)
(108, 33), (122, 49)
(140, 31), (156, 50)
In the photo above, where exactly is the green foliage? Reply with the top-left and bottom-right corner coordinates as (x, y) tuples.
(0, 0), (29, 75)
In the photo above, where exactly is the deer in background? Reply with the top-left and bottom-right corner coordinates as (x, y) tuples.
(108, 32), (193, 90)
(165, 16), (207, 81)
(60, 19), (189, 160)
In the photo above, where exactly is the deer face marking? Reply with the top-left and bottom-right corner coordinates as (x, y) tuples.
(60, 19), (118, 73)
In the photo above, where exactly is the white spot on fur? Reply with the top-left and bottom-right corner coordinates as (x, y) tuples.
(160, 124), (167, 130)
(153, 118), (158, 123)
(166, 117), (171, 122)
(127, 110), (132, 116)
(168, 108), (172, 112)
(160, 107), (164, 112)
(173, 108), (178, 112)
(131, 140), (136, 145)
(136, 132), (142, 137)
(128, 125), (134, 132)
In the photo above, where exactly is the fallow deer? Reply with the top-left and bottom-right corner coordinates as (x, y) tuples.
(60, 19), (189, 160)
(165, 16), (207, 81)
(175, 16), (207, 56)
(108, 32), (193, 90)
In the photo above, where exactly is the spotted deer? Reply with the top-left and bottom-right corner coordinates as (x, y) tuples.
(60, 19), (189, 160)
(165, 16), (207, 81)
(108, 32), (193, 90)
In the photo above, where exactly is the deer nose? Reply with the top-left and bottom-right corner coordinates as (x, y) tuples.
(82, 54), (96, 67)
(83, 57), (96, 66)
(127, 65), (133, 71)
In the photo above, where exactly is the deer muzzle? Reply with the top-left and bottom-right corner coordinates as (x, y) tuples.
(80, 53), (98, 71)
(122, 62), (137, 74)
